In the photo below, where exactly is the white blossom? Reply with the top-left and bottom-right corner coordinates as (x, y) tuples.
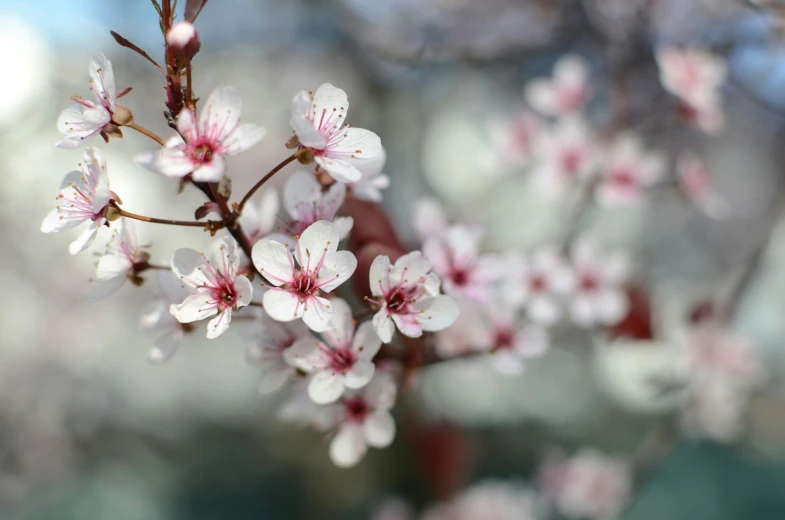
(87, 219), (147, 299)
(567, 240), (630, 328)
(676, 152), (729, 219)
(504, 248), (574, 326)
(41, 147), (111, 255)
(423, 480), (543, 520)
(245, 313), (313, 393)
(238, 188), (279, 245)
(532, 116), (598, 197)
(140, 269), (194, 362)
(282, 171), (353, 239)
(525, 55), (591, 117)
(595, 133), (665, 207)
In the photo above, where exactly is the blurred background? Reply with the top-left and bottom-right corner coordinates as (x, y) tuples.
(3, 0), (785, 518)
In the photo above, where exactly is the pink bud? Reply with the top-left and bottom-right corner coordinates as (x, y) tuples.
(166, 22), (200, 59)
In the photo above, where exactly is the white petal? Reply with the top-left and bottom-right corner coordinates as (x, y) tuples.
(95, 252), (132, 281)
(191, 155), (225, 182)
(353, 321), (382, 360)
(69, 220), (101, 255)
(372, 308), (395, 344)
(391, 251), (432, 286)
(252, 239), (294, 286)
(416, 295), (459, 332)
(334, 217), (353, 240)
(170, 293), (218, 323)
(344, 360), (375, 389)
(206, 309), (232, 339)
(89, 53), (116, 107)
(314, 156), (361, 183)
(171, 247), (208, 287)
(176, 107), (198, 142)
(323, 297), (354, 349)
(301, 296), (335, 332)
(257, 368), (291, 394)
(328, 127), (383, 162)
(221, 123), (266, 155)
(85, 274), (127, 301)
(199, 86), (242, 142)
(308, 371), (345, 404)
(157, 268), (193, 304)
(364, 373), (397, 410)
(318, 250), (357, 293)
(525, 79), (557, 115)
(263, 289), (303, 322)
(283, 170), (321, 218)
(364, 411), (396, 448)
(296, 220), (340, 265)
(596, 289), (629, 326)
(234, 275), (254, 309)
(313, 83), (350, 116)
(148, 330), (183, 363)
(368, 255), (392, 297)
(290, 91), (327, 147)
(329, 424), (367, 468)
(154, 137), (194, 178)
(528, 296), (562, 326)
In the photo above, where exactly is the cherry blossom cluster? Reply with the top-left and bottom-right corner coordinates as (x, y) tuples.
(42, 4), (457, 470)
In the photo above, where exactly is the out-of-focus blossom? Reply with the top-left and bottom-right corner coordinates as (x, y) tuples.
(567, 240), (630, 328)
(290, 83), (382, 183)
(676, 152), (730, 219)
(252, 220), (357, 332)
(525, 55), (591, 117)
(483, 302), (550, 375)
(56, 54), (126, 149)
(41, 147), (111, 255)
(423, 225), (502, 302)
(412, 197), (450, 242)
(682, 323), (765, 441)
(541, 448), (631, 520)
(504, 248), (574, 326)
(423, 480), (543, 520)
(282, 171), (353, 239)
(532, 116), (599, 197)
(87, 219), (148, 298)
(495, 110), (542, 166)
(245, 313), (313, 393)
(317, 372), (397, 468)
(370, 498), (414, 520)
(140, 269), (194, 362)
(655, 47), (727, 134)
(238, 189), (279, 245)
(169, 236), (253, 339)
(287, 298), (381, 404)
(137, 86), (265, 182)
(350, 148), (390, 203)
(595, 134), (665, 207)
(368, 252), (460, 343)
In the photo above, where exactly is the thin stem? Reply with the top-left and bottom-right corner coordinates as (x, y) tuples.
(186, 60), (195, 108)
(117, 207), (213, 228)
(127, 123), (167, 146)
(237, 154), (297, 213)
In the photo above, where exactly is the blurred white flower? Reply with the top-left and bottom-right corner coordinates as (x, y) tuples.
(238, 188), (279, 245)
(140, 269), (194, 363)
(423, 225), (502, 302)
(252, 220), (357, 332)
(567, 240), (630, 328)
(317, 372), (397, 468)
(504, 247), (574, 326)
(412, 197), (450, 242)
(137, 86), (266, 182)
(282, 171), (353, 239)
(676, 152), (730, 219)
(87, 218), (147, 299)
(351, 148), (390, 203)
(286, 298), (381, 404)
(423, 480), (543, 520)
(595, 133), (665, 207)
(655, 46), (727, 134)
(532, 116), (599, 198)
(525, 55), (591, 117)
(495, 110), (542, 166)
(541, 448), (631, 520)
(169, 236), (253, 339)
(41, 147), (111, 255)
(290, 83), (382, 183)
(368, 252), (460, 343)
(245, 313), (313, 393)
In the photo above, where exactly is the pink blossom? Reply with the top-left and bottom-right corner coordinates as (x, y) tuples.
(286, 298), (382, 404)
(541, 448), (631, 520)
(41, 147), (111, 255)
(532, 116), (598, 197)
(238, 188), (279, 245)
(498, 110), (542, 165)
(656, 47), (727, 134)
(423, 225), (502, 303)
(676, 152), (729, 219)
(368, 252), (460, 343)
(282, 171), (353, 239)
(245, 313), (313, 393)
(137, 86), (265, 182)
(595, 134), (665, 207)
(251, 220), (357, 332)
(480, 300), (550, 374)
(290, 83), (382, 183)
(525, 55), (591, 117)
(87, 219), (148, 299)
(56, 54), (124, 149)
(504, 248), (574, 326)
(169, 236), (253, 339)
(423, 480), (542, 520)
(316, 372), (397, 467)
(567, 240), (630, 328)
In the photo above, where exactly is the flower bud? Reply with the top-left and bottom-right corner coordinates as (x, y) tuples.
(166, 22), (201, 59)
(111, 105), (134, 126)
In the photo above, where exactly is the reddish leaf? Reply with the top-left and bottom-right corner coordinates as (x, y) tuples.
(185, 0), (208, 22)
(109, 31), (165, 75)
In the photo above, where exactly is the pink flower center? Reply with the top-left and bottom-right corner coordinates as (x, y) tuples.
(609, 167), (638, 189)
(494, 328), (516, 350)
(677, 100), (699, 123)
(530, 274), (548, 293)
(209, 275), (239, 311)
(451, 268), (470, 287)
(560, 148), (582, 176)
(559, 86), (586, 112)
(344, 396), (369, 423)
(385, 284), (421, 315)
(320, 343), (357, 374)
(192, 142), (215, 164)
(580, 271), (599, 292)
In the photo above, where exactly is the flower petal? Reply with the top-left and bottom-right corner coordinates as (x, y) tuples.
(322, 297), (354, 349)
(69, 220), (101, 255)
(417, 295), (459, 332)
(344, 360), (374, 389)
(206, 309), (232, 339)
(329, 424), (367, 468)
(263, 289), (303, 322)
(363, 410), (396, 448)
(313, 156), (361, 183)
(308, 371), (345, 404)
(170, 293), (218, 323)
(221, 123), (265, 155)
(301, 295), (334, 332)
(318, 250), (357, 293)
(252, 239), (294, 286)
(372, 308), (395, 343)
(296, 220), (340, 265)
(352, 321), (382, 360)
(199, 86), (242, 142)
(191, 154), (225, 182)
(148, 330), (183, 363)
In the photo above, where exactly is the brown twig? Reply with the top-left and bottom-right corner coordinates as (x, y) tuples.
(237, 154), (297, 213)
(116, 207), (215, 228)
(127, 122), (167, 146)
